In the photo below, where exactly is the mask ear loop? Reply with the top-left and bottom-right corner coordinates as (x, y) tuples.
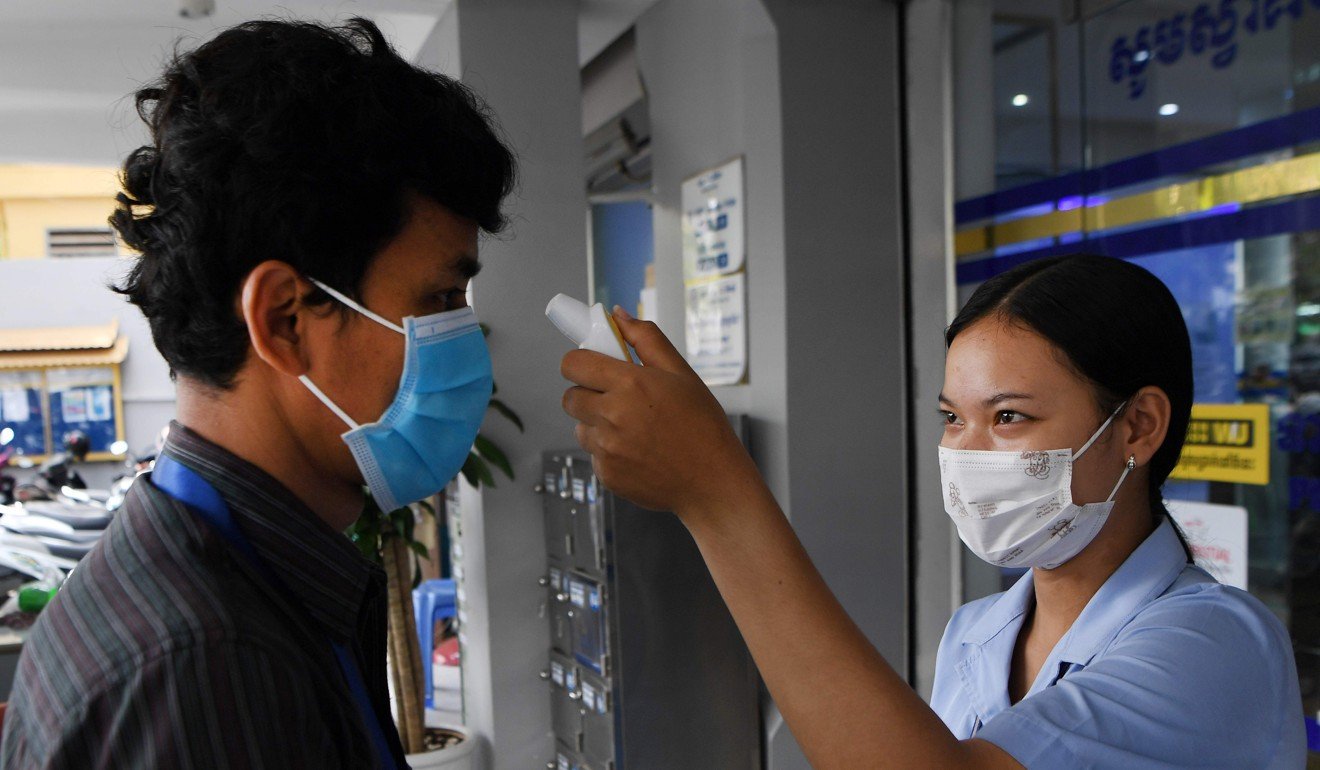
(299, 375), (361, 431)
(1073, 400), (1131, 461)
(297, 277), (401, 432)
(307, 278), (406, 335)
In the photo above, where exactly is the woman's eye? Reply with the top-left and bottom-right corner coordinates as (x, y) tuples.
(996, 410), (1027, 425)
(939, 410), (961, 426)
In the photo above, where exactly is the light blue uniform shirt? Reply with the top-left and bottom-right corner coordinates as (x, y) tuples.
(931, 518), (1307, 768)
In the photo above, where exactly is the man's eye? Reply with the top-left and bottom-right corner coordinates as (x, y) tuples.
(436, 289), (466, 309)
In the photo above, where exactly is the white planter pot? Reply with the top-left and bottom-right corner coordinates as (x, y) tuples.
(405, 728), (482, 770)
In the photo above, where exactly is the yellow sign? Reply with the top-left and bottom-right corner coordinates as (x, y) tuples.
(1170, 404), (1271, 486)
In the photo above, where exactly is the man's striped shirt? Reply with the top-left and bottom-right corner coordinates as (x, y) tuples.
(1, 422), (407, 768)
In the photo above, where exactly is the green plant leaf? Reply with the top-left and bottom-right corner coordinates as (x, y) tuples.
(465, 454), (497, 488)
(460, 455), (481, 487)
(383, 507), (413, 546)
(409, 540), (430, 561)
(474, 434), (515, 481)
(488, 399), (524, 432)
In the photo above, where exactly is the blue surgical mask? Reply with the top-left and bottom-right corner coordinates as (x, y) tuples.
(299, 278), (493, 513)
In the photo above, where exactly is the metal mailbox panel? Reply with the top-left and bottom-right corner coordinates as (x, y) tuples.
(544, 461), (575, 563)
(547, 565), (573, 655)
(569, 467), (606, 574)
(578, 669), (615, 766)
(567, 572), (608, 675)
(549, 653), (582, 750)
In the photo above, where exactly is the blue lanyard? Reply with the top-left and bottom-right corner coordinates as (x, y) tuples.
(152, 456), (399, 770)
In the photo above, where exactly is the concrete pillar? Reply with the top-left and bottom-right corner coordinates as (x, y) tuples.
(904, 0), (961, 701)
(416, 2), (587, 767)
(639, 1), (908, 767)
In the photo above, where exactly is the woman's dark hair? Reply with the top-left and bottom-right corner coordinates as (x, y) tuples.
(111, 17), (516, 390)
(946, 254), (1195, 562)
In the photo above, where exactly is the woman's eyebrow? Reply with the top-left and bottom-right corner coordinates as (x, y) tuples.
(937, 392), (1035, 408)
(984, 392), (1034, 406)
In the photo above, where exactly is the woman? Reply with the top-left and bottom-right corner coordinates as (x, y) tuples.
(560, 255), (1306, 768)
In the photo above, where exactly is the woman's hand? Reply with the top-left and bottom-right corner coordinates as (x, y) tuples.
(560, 308), (760, 521)
(561, 313), (1016, 770)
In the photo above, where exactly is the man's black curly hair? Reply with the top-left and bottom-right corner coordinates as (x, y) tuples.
(112, 17), (516, 390)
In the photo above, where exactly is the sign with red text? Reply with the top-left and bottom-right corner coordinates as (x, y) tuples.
(1167, 500), (1248, 590)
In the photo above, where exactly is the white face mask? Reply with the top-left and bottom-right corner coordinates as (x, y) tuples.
(938, 405), (1134, 570)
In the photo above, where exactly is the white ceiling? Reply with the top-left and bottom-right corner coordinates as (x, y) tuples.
(0, 0), (656, 166)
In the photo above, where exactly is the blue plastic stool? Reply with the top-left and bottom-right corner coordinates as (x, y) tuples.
(413, 579), (458, 709)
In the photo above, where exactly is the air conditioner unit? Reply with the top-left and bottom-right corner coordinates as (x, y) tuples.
(582, 30), (651, 196)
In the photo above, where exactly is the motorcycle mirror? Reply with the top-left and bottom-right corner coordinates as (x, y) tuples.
(0, 428), (12, 446)
(110, 440), (129, 456)
(61, 486), (92, 503)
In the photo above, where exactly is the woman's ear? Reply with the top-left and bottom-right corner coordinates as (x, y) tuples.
(239, 261), (314, 377)
(1123, 386), (1172, 466)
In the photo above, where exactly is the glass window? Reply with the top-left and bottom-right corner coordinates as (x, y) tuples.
(954, 0), (1320, 756)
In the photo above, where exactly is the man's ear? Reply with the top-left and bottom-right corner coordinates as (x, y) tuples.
(1122, 386), (1172, 467)
(239, 261), (314, 377)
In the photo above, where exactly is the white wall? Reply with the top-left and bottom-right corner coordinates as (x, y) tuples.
(637, 0), (791, 504)
(638, 1), (909, 767)
(0, 257), (175, 487)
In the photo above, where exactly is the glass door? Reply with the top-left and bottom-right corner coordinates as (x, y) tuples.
(954, 0), (1320, 758)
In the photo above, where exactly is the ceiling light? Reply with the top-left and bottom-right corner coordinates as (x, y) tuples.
(1011, 94), (1029, 107)
(1159, 103), (1179, 116)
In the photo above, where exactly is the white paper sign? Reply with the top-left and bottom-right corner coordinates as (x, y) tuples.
(0, 390), (28, 423)
(89, 386), (113, 422)
(61, 389), (88, 424)
(1167, 500), (1249, 589)
(685, 273), (747, 386)
(681, 158), (745, 281)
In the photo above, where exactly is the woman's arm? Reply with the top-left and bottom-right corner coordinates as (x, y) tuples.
(561, 310), (1020, 770)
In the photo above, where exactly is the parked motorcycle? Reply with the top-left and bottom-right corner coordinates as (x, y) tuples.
(15, 430), (91, 502)
(0, 428), (167, 621)
(2, 430), (133, 563)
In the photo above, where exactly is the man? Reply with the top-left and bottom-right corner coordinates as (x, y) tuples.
(1, 18), (514, 769)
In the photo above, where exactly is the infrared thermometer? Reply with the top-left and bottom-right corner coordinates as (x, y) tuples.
(545, 294), (632, 362)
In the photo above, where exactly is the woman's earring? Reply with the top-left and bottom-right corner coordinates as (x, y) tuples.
(1127, 455), (1137, 470)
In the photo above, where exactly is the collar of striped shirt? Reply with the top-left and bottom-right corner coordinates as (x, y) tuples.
(157, 421), (383, 642)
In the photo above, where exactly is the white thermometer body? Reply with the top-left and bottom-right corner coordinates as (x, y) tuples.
(545, 294), (632, 362)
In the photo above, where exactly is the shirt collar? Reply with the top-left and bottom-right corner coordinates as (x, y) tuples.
(960, 518), (1187, 659)
(1050, 517), (1188, 666)
(157, 421), (382, 641)
(952, 518), (1189, 722)
(961, 567), (1035, 648)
